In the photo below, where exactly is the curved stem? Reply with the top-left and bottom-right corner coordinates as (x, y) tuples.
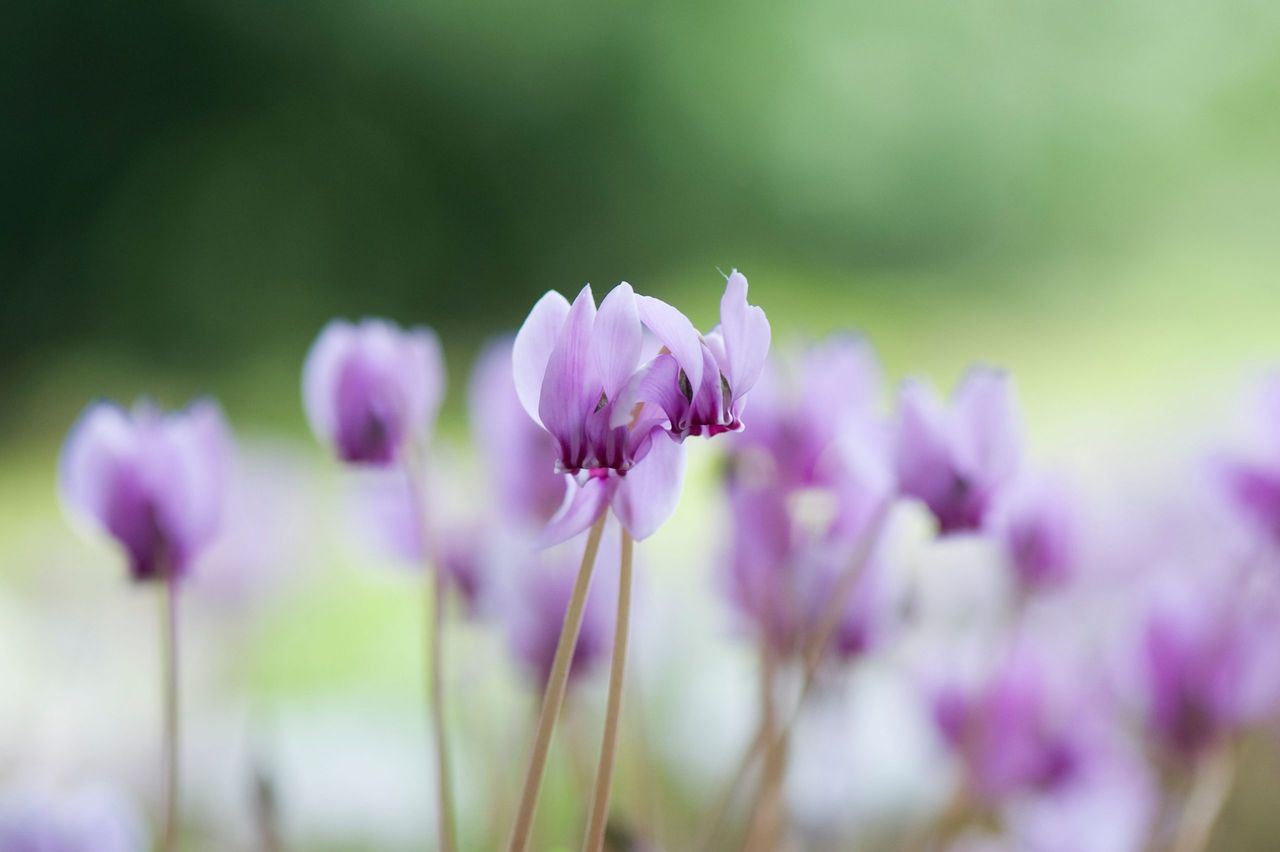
(583, 527), (634, 852)
(404, 457), (457, 852)
(741, 645), (782, 852)
(1172, 745), (1235, 852)
(507, 513), (609, 852)
(161, 577), (180, 852)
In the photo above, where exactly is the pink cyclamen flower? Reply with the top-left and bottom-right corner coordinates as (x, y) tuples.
(303, 318), (445, 465)
(470, 336), (566, 529)
(625, 270), (771, 440)
(1136, 577), (1280, 760)
(60, 400), (231, 582)
(513, 282), (689, 546)
(988, 474), (1077, 594)
(931, 649), (1087, 805)
(895, 367), (1022, 535)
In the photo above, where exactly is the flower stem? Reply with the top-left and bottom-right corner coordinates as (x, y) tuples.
(507, 512), (609, 852)
(697, 502), (890, 850)
(1172, 744), (1236, 852)
(583, 526), (634, 852)
(161, 576), (180, 852)
(404, 456), (457, 852)
(428, 560), (458, 852)
(741, 644), (783, 852)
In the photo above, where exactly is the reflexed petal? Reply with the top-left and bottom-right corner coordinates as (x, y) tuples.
(591, 282), (642, 403)
(612, 431), (686, 540)
(162, 400), (233, 552)
(59, 401), (134, 527)
(610, 354), (685, 433)
(954, 367), (1021, 485)
(719, 270), (771, 397)
(636, 295), (704, 399)
(894, 379), (955, 508)
(539, 286), (599, 462)
(302, 320), (357, 442)
(512, 290), (571, 425)
(538, 474), (614, 548)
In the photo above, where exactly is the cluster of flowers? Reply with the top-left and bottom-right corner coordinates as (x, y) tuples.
(30, 268), (1280, 851)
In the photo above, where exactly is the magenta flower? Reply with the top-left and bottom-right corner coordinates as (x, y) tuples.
(469, 337), (566, 529)
(895, 367), (1022, 535)
(1136, 577), (1280, 759)
(931, 649), (1087, 804)
(729, 334), (883, 489)
(513, 282), (688, 545)
(302, 318), (445, 465)
(60, 400), (232, 582)
(627, 270), (771, 440)
(989, 474), (1077, 594)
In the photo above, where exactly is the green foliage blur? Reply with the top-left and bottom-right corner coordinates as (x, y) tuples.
(6, 0), (1280, 438)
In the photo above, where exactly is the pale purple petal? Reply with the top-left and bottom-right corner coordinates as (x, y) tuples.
(894, 379), (956, 512)
(402, 326), (447, 441)
(512, 290), (571, 425)
(591, 282), (642, 403)
(538, 474), (614, 548)
(539, 286), (599, 466)
(636, 294), (704, 400)
(301, 320), (357, 444)
(718, 270), (771, 397)
(611, 431), (686, 540)
(953, 367), (1021, 489)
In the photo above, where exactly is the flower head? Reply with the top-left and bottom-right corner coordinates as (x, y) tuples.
(629, 270), (771, 440)
(989, 474), (1077, 594)
(303, 318), (444, 465)
(895, 367), (1022, 535)
(60, 399), (232, 582)
(513, 282), (688, 545)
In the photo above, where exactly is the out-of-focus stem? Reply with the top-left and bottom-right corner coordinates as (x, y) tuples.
(507, 513), (609, 852)
(405, 456), (457, 852)
(583, 527), (634, 852)
(741, 645), (783, 852)
(428, 556), (458, 852)
(161, 577), (180, 852)
(1172, 745), (1236, 852)
(697, 502), (891, 850)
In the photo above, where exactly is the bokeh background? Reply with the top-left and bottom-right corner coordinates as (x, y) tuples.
(6, 0), (1280, 849)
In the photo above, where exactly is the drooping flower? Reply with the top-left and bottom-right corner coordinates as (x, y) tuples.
(1134, 570), (1280, 760)
(513, 282), (688, 545)
(302, 318), (445, 466)
(627, 270), (772, 441)
(469, 336), (566, 529)
(988, 474), (1077, 594)
(721, 338), (895, 660)
(895, 367), (1022, 535)
(60, 399), (232, 582)
(930, 647), (1088, 805)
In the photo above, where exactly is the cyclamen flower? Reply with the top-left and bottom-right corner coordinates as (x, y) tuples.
(60, 400), (231, 582)
(931, 649), (1086, 804)
(1214, 374), (1280, 545)
(513, 282), (688, 545)
(303, 318), (445, 465)
(988, 474), (1077, 594)
(628, 270), (771, 440)
(1136, 574), (1280, 760)
(895, 367), (1022, 535)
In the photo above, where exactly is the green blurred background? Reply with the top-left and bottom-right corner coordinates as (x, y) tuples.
(7, 0), (1280, 447)
(8, 2), (1280, 846)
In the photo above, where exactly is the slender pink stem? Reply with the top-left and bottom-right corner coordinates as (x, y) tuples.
(507, 513), (609, 852)
(583, 527), (634, 852)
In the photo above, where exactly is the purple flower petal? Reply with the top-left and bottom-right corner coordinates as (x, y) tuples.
(539, 286), (599, 469)
(636, 294), (704, 401)
(611, 430), (686, 540)
(718, 270), (771, 398)
(591, 282), (642, 404)
(538, 473), (614, 548)
(512, 290), (572, 426)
